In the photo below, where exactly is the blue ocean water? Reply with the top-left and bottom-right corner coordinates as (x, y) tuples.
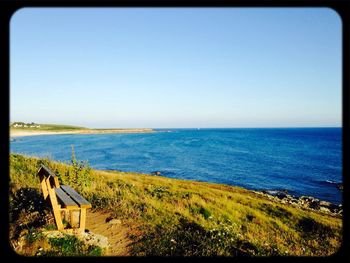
(10, 128), (342, 204)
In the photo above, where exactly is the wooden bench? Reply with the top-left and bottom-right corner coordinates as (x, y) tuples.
(38, 165), (92, 231)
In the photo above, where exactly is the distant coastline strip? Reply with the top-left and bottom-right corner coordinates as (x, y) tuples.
(10, 128), (154, 138)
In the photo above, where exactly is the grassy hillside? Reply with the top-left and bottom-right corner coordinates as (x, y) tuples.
(32, 124), (86, 131)
(10, 123), (86, 131)
(9, 153), (342, 256)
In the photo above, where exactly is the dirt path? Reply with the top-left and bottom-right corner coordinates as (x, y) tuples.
(85, 210), (135, 256)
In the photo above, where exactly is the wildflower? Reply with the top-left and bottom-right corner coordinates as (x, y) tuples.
(170, 239), (176, 244)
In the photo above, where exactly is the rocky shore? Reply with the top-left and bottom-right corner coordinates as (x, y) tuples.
(254, 189), (342, 216)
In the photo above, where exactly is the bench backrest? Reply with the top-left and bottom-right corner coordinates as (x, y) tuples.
(37, 165), (92, 209)
(38, 165), (60, 200)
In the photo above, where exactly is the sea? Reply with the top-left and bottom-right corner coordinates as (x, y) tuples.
(10, 128), (342, 204)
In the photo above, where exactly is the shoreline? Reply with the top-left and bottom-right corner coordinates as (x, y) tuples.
(252, 189), (342, 216)
(10, 128), (154, 138)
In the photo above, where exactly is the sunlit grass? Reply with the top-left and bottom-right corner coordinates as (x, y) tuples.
(9, 153), (342, 256)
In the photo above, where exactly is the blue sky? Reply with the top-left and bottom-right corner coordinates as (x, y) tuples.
(10, 8), (341, 128)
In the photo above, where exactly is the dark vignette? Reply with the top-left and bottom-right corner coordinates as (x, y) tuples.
(0, 1), (349, 263)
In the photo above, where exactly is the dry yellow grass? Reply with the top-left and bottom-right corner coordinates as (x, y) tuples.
(9, 153), (343, 256)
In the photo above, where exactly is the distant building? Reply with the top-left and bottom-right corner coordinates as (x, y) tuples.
(11, 122), (41, 128)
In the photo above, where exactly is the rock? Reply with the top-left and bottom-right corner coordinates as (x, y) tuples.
(308, 200), (320, 209)
(336, 183), (343, 191)
(328, 203), (339, 213)
(107, 219), (122, 225)
(319, 201), (332, 207)
(151, 171), (161, 176)
(78, 231), (109, 249)
(257, 189), (342, 216)
(30, 211), (40, 217)
(105, 216), (122, 224)
(276, 192), (287, 199)
(42, 230), (67, 239)
(290, 198), (299, 204)
(320, 207), (331, 213)
(262, 189), (289, 200)
(300, 196), (315, 203)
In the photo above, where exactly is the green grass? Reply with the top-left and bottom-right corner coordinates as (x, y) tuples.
(9, 153), (343, 256)
(38, 124), (86, 131)
(10, 123), (86, 131)
(45, 235), (102, 256)
(25, 227), (44, 244)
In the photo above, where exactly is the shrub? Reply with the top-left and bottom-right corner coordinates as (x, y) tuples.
(297, 217), (335, 239)
(190, 205), (212, 220)
(259, 204), (292, 220)
(25, 227), (43, 244)
(62, 146), (92, 192)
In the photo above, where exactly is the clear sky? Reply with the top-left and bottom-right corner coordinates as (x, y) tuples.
(10, 8), (342, 128)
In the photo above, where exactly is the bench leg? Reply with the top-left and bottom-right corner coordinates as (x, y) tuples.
(64, 209), (70, 224)
(52, 205), (64, 230)
(70, 210), (75, 228)
(79, 208), (87, 231)
(48, 188), (64, 230)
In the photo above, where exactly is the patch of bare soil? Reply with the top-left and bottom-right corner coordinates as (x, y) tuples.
(85, 210), (138, 256)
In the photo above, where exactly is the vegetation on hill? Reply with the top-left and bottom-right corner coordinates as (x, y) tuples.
(9, 123), (153, 135)
(35, 124), (86, 131)
(10, 123), (86, 131)
(9, 153), (342, 256)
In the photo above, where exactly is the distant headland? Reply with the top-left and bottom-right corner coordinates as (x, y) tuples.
(10, 122), (154, 137)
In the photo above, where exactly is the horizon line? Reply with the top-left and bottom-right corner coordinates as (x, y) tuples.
(9, 122), (342, 129)
(89, 126), (342, 129)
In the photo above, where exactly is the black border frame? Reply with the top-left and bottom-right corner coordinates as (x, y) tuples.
(1, 1), (349, 262)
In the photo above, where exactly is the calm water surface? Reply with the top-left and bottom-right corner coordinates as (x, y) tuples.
(10, 128), (342, 204)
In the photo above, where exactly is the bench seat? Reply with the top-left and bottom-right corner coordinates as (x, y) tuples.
(61, 185), (92, 209)
(55, 187), (80, 209)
